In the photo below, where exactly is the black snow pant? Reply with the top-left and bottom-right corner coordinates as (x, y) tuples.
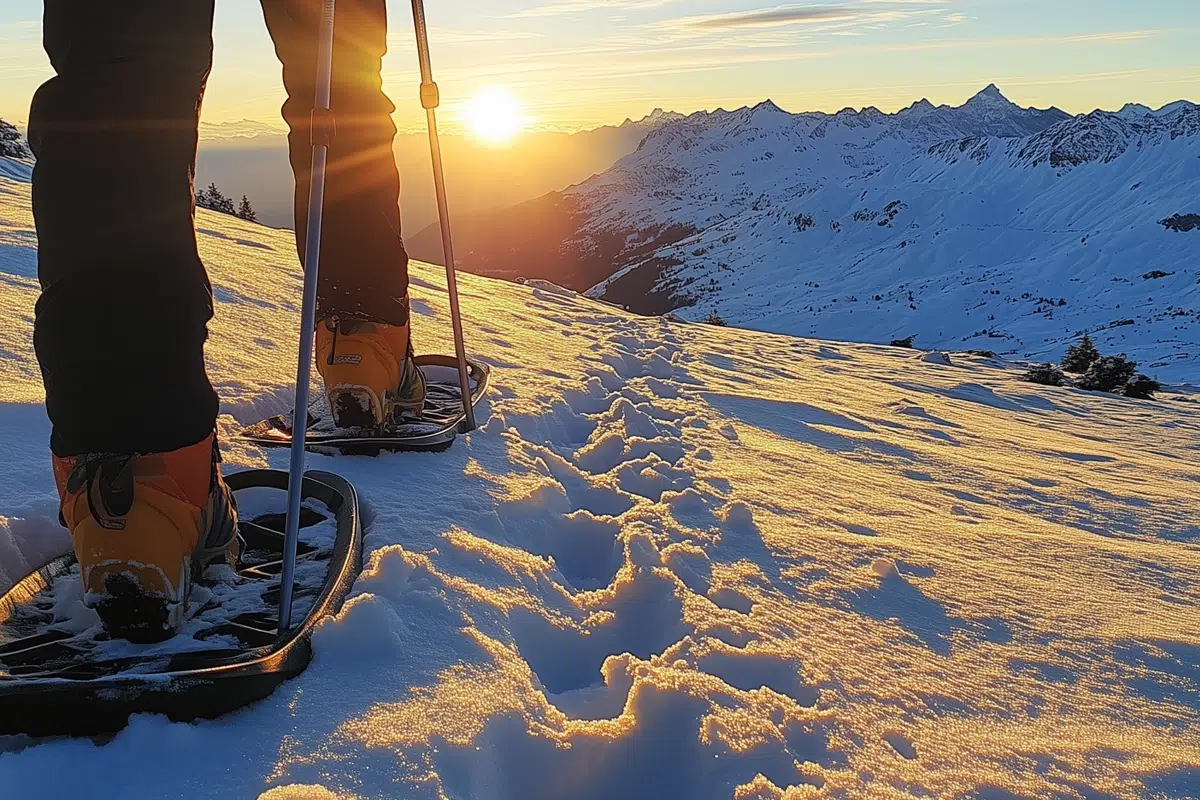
(30, 0), (410, 458)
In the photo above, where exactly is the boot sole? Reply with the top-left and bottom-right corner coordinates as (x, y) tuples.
(330, 388), (385, 430)
(93, 534), (238, 644)
(95, 573), (186, 644)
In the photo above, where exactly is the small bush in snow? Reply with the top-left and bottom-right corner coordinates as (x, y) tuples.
(1062, 333), (1099, 373)
(1160, 213), (1200, 233)
(1123, 374), (1161, 400)
(1024, 363), (1064, 386)
(0, 119), (30, 159)
(703, 313), (727, 327)
(1076, 355), (1137, 393)
(889, 335), (916, 348)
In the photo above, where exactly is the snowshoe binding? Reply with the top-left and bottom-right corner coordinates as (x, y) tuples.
(243, 353), (489, 455)
(0, 469), (362, 738)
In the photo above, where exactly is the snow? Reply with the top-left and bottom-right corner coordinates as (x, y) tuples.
(2, 160), (1200, 798)
(572, 88), (1200, 384)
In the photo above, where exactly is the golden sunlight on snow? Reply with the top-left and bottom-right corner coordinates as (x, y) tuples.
(0, 170), (1196, 798)
(272, 268), (1198, 797)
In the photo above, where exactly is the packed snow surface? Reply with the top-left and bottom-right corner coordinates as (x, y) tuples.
(1, 159), (1199, 799)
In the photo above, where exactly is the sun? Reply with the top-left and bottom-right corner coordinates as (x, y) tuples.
(463, 86), (524, 145)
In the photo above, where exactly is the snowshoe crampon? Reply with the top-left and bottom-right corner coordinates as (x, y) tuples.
(242, 354), (490, 455)
(0, 469), (362, 738)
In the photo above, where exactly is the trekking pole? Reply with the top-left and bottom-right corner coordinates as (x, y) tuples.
(411, 0), (476, 431)
(279, 0), (337, 633)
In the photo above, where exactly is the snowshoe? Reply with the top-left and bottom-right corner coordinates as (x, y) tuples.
(242, 354), (490, 455)
(0, 468), (362, 738)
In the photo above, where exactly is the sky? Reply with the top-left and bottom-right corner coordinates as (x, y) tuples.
(1, 0), (1198, 135)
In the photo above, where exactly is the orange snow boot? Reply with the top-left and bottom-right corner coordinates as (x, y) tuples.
(52, 432), (239, 643)
(315, 316), (427, 429)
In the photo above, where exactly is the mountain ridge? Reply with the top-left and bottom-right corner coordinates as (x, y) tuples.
(408, 85), (1200, 381)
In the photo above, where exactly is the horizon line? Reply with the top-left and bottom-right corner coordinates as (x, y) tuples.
(2, 82), (1194, 139)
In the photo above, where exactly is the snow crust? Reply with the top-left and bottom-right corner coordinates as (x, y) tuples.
(1, 160), (1200, 799)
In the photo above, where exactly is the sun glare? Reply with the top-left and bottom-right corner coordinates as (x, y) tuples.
(463, 87), (524, 145)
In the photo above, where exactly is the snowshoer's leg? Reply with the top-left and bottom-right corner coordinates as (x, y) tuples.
(261, 0), (425, 428)
(29, 1), (238, 640)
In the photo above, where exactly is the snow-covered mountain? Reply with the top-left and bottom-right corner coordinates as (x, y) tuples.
(422, 87), (1200, 382)
(2, 155), (1199, 799)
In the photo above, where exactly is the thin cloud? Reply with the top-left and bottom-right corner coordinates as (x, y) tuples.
(1061, 30), (1157, 43)
(857, 28), (1161, 54)
(388, 27), (545, 46)
(674, 2), (946, 31)
(405, 24), (1163, 98)
(686, 5), (859, 29)
(509, 0), (679, 19)
(410, 44), (831, 86)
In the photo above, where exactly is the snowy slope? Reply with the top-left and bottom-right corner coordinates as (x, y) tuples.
(474, 86), (1199, 383)
(2, 161), (1200, 799)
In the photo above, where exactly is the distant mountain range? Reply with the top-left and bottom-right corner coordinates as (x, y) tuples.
(195, 110), (683, 233)
(408, 86), (1200, 382)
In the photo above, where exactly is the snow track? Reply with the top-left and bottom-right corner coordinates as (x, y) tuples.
(1, 160), (1199, 799)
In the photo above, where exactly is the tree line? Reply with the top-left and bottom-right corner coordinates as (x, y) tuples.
(2, 119), (261, 226)
(196, 183), (258, 223)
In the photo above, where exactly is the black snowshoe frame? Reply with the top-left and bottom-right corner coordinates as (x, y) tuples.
(242, 354), (490, 455)
(0, 469), (362, 738)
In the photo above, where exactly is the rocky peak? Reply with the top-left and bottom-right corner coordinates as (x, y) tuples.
(899, 98), (936, 117)
(1118, 102), (1153, 119)
(964, 83), (1014, 109)
(623, 108), (687, 129)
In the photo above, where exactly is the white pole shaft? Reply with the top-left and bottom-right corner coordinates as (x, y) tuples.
(279, 0), (336, 633)
(411, 0), (476, 431)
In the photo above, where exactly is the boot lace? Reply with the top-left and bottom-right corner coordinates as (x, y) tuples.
(66, 453), (137, 527)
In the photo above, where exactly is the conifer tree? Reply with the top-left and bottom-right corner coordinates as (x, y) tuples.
(1024, 363), (1064, 386)
(1123, 374), (1161, 400)
(0, 119), (30, 159)
(197, 182), (235, 215)
(1077, 355), (1137, 392)
(236, 195), (257, 223)
(1062, 333), (1099, 373)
